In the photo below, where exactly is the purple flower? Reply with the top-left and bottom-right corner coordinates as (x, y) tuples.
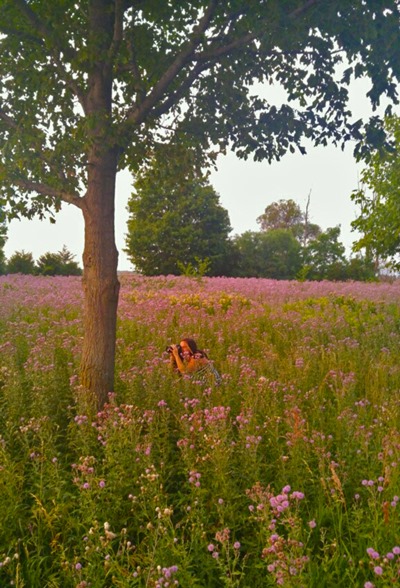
(270, 534), (279, 543)
(366, 548), (380, 560)
(207, 544), (215, 552)
(373, 566), (383, 576)
(308, 519), (317, 529)
(233, 541), (241, 550)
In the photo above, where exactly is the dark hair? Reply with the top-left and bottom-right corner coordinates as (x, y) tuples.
(181, 338), (208, 359)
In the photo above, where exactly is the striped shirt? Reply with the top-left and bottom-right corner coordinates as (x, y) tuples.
(190, 361), (222, 386)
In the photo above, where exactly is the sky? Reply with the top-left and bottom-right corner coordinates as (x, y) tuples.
(2, 78), (391, 272)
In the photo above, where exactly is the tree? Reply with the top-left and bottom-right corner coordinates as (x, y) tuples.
(0, 205), (7, 274)
(346, 255), (377, 281)
(7, 250), (36, 274)
(257, 198), (321, 244)
(257, 199), (304, 233)
(351, 116), (400, 269)
(302, 226), (347, 280)
(125, 147), (234, 276)
(234, 229), (302, 279)
(57, 245), (83, 276)
(1, 2), (399, 407)
(36, 246), (82, 275)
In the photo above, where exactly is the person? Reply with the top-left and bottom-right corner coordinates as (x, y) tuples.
(168, 337), (222, 385)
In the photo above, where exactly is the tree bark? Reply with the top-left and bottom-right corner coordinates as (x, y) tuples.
(80, 148), (120, 409)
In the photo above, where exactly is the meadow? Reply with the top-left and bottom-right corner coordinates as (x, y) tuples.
(0, 273), (399, 588)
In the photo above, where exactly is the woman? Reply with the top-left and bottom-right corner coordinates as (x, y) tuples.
(168, 338), (222, 385)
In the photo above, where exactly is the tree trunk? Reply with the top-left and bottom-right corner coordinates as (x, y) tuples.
(80, 149), (120, 409)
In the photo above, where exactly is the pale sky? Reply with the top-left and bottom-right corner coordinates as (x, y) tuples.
(3, 78), (394, 272)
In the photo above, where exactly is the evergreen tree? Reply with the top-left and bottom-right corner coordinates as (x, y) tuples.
(36, 246), (82, 276)
(7, 250), (36, 275)
(125, 148), (234, 276)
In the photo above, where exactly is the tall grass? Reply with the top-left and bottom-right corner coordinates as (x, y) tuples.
(0, 274), (399, 587)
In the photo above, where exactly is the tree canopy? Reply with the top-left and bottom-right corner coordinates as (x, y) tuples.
(36, 246), (82, 276)
(125, 147), (233, 276)
(351, 115), (400, 269)
(302, 225), (347, 280)
(1, 0), (400, 405)
(257, 198), (321, 244)
(0, 205), (7, 274)
(234, 229), (302, 279)
(6, 250), (36, 275)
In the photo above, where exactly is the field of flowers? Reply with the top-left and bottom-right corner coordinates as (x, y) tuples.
(0, 273), (399, 587)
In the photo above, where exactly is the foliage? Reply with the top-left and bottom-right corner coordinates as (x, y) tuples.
(177, 256), (211, 279)
(36, 246), (82, 276)
(301, 226), (347, 280)
(233, 229), (302, 279)
(345, 255), (377, 281)
(257, 198), (321, 245)
(6, 250), (36, 274)
(1, 1), (400, 403)
(0, 274), (400, 586)
(125, 147), (234, 276)
(0, 205), (7, 275)
(3, 1), (399, 220)
(6, 247), (82, 275)
(351, 116), (400, 269)
(232, 219), (376, 281)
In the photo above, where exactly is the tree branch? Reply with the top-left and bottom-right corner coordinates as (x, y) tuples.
(1, 106), (84, 208)
(151, 62), (210, 119)
(0, 24), (44, 45)
(127, 0), (218, 124)
(13, 0), (87, 110)
(196, 30), (258, 62)
(123, 0), (322, 128)
(197, 0), (321, 62)
(10, 177), (84, 209)
(13, 0), (76, 60)
(289, 0), (319, 19)
(0, 108), (18, 130)
(107, 0), (125, 65)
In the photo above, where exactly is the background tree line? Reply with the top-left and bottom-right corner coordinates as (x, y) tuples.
(4, 104), (399, 283)
(0, 241), (82, 276)
(123, 146), (377, 281)
(3, 109), (400, 282)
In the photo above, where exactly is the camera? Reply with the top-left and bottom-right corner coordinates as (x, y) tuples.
(166, 344), (182, 354)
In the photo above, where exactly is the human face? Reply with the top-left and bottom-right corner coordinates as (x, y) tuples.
(180, 340), (192, 356)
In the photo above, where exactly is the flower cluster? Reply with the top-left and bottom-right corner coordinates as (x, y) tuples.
(364, 545), (400, 586)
